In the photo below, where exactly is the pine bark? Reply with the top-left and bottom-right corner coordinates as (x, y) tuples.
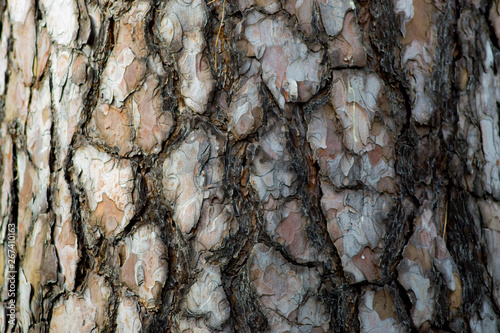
(1, 0), (500, 332)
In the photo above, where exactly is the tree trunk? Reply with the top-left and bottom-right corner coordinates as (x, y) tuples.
(1, 0), (500, 331)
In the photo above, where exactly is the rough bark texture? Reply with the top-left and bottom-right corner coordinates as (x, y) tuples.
(1, 0), (500, 332)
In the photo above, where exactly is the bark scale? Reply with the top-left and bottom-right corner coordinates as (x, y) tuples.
(0, 0), (500, 332)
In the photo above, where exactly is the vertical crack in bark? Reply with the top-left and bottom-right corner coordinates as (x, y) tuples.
(220, 138), (264, 331)
(381, 197), (415, 280)
(321, 283), (360, 333)
(486, 1), (500, 52)
(447, 189), (488, 314)
(66, 5), (118, 293)
(389, 280), (418, 332)
(64, 148), (85, 292)
(443, 0), (500, 328)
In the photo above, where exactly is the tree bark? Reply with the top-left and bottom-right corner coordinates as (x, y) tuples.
(1, 0), (500, 331)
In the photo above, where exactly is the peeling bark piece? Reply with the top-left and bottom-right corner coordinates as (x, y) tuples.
(256, 0), (281, 14)
(177, 318), (228, 333)
(53, 172), (79, 291)
(395, 0), (436, 124)
(244, 13), (324, 108)
(51, 49), (90, 169)
(132, 74), (174, 154)
(265, 199), (320, 263)
(19, 269), (31, 332)
(17, 150), (48, 256)
(16, 78), (52, 255)
(469, 297), (500, 333)
(475, 42), (500, 199)
(22, 214), (52, 297)
(359, 287), (405, 332)
(308, 73), (396, 192)
(17, 79), (53, 249)
(398, 210), (435, 327)
(27, 78), (52, 171)
(86, 274), (112, 327)
(297, 296), (331, 331)
(158, 0), (214, 114)
(274, 200), (318, 263)
(238, 0), (280, 14)
(51, 296), (96, 333)
(308, 105), (392, 190)
(116, 297), (142, 333)
(331, 70), (380, 154)
(99, 6), (148, 106)
(91, 2), (149, 155)
(285, 0), (356, 37)
(160, 0), (207, 45)
(72, 145), (137, 239)
(237, 0), (254, 11)
(19, 214), (58, 332)
(159, 12), (183, 53)
(397, 259), (434, 328)
(92, 103), (135, 156)
(327, 11), (366, 68)
(119, 224), (167, 309)
(397, 201), (460, 329)
(90, 2), (173, 155)
(317, 0), (355, 37)
(393, 0), (414, 37)
(283, 0), (314, 37)
(9, 0), (36, 86)
(405, 60), (433, 125)
(5, 6), (34, 129)
(185, 263), (230, 330)
(195, 201), (232, 252)
(249, 243), (329, 332)
(480, 114), (500, 199)
(163, 129), (210, 235)
(40, 0), (79, 46)
(248, 117), (298, 201)
(190, 136), (233, 255)
(177, 31), (215, 114)
(320, 181), (392, 282)
(92, 74), (174, 155)
(5, 71), (30, 131)
(226, 72), (263, 139)
(49, 274), (111, 332)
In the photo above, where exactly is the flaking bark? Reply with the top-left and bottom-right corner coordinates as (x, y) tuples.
(1, 0), (500, 332)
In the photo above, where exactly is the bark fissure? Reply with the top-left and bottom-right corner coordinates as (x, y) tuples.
(3, 0), (500, 331)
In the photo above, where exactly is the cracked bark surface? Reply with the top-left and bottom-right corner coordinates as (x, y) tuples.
(1, 0), (500, 332)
